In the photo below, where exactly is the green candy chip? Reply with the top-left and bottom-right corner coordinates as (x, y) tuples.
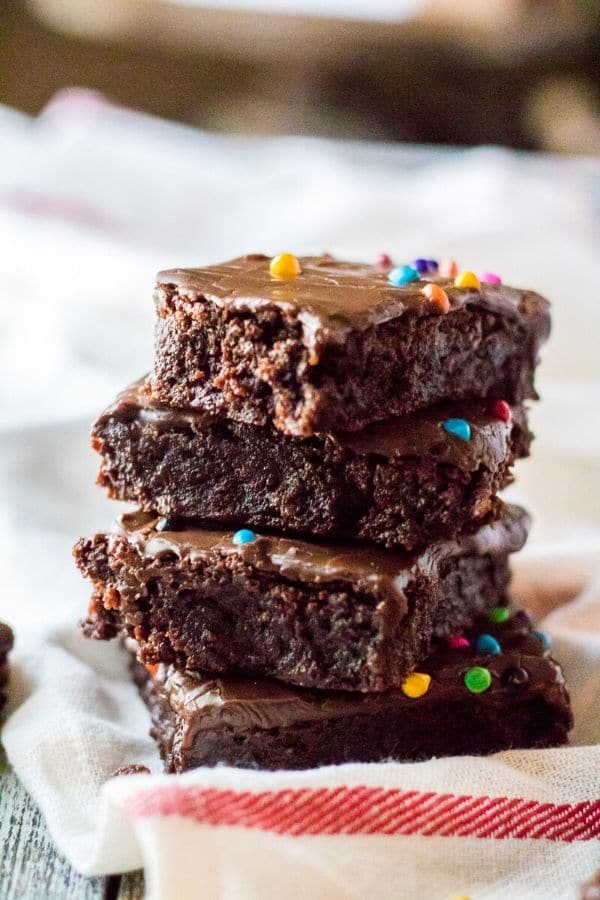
(488, 606), (510, 624)
(464, 666), (492, 694)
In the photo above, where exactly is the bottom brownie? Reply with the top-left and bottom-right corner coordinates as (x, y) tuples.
(132, 609), (572, 772)
(0, 622), (13, 714)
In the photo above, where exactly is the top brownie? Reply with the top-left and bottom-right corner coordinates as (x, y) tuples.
(148, 254), (550, 436)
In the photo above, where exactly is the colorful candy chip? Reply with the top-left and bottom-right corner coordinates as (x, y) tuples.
(464, 666), (492, 694)
(488, 606), (510, 624)
(439, 259), (458, 278)
(443, 417), (471, 442)
(476, 634), (502, 655)
(375, 253), (393, 271)
(269, 253), (301, 279)
(447, 635), (470, 650)
(401, 672), (431, 698)
(454, 271), (481, 289)
(156, 517), (177, 533)
(512, 609), (532, 627)
(388, 264), (420, 286)
(488, 399), (511, 422)
(533, 630), (551, 650)
(481, 272), (502, 285)
(232, 528), (257, 546)
(412, 258), (438, 274)
(421, 282), (450, 314)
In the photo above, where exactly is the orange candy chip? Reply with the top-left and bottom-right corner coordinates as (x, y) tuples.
(439, 259), (458, 278)
(145, 663), (159, 677)
(421, 282), (450, 314)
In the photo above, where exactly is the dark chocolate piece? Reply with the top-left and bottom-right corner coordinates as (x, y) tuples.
(93, 380), (531, 550)
(131, 610), (572, 771)
(0, 622), (14, 715)
(75, 504), (528, 692)
(149, 254), (550, 436)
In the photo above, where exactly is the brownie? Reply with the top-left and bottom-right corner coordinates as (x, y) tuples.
(0, 622), (13, 714)
(131, 609), (572, 771)
(75, 503), (529, 692)
(93, 380), (531, 550)
(148, 255), (550, 436)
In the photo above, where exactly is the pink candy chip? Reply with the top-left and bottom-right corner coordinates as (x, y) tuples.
(447, 635), (470, 650)
(481, 272), (502, 285)
(375, 253), (393, 271)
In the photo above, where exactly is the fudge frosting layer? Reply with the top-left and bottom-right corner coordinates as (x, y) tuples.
(105, 379), (529, 475)
(157, 255), (550, 339)
(118, 502), (528, 602)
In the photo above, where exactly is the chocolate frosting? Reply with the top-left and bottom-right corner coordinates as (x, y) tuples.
(101, 379), (530, 475)
(144, 613), (565, 733)
(156, 255), (551, 344)
(116, 503), (529, 602)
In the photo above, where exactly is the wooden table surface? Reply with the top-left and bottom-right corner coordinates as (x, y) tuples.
(0, 755), (144, 899)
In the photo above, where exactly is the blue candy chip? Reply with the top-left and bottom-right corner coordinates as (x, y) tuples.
(476, 633), (502, 655)
(533, 630), (551, 650)
(388, 265), (420, 286)
(412, 258), (430, 274)
(232, 528), (257, 546)
(442, 418), (471, 442)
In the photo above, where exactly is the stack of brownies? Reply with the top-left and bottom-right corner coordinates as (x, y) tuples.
(74, 253), (573, 771)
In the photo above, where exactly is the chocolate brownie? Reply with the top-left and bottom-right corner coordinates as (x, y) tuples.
(75, 504), (528, 692)
(148, 255), (550, 436)
(131, 609), (572, 771)
(0, 622), (13, 714)
(93, 380), (531, 550)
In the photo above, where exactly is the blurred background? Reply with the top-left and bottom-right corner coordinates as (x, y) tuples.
(1, 0), (599, 152)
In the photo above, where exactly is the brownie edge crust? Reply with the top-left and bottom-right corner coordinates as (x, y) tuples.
(131, 610), (572, 772)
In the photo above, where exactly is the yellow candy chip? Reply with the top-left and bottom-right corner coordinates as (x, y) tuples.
(269, 253), (301, 279)
(454, 270), (480, 289)
(401, 672), (431, 698)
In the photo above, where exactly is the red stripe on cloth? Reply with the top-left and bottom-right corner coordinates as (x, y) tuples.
(125, 785), (600, 842)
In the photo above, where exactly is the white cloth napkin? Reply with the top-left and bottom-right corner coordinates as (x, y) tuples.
(0, 91), (599, 899)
